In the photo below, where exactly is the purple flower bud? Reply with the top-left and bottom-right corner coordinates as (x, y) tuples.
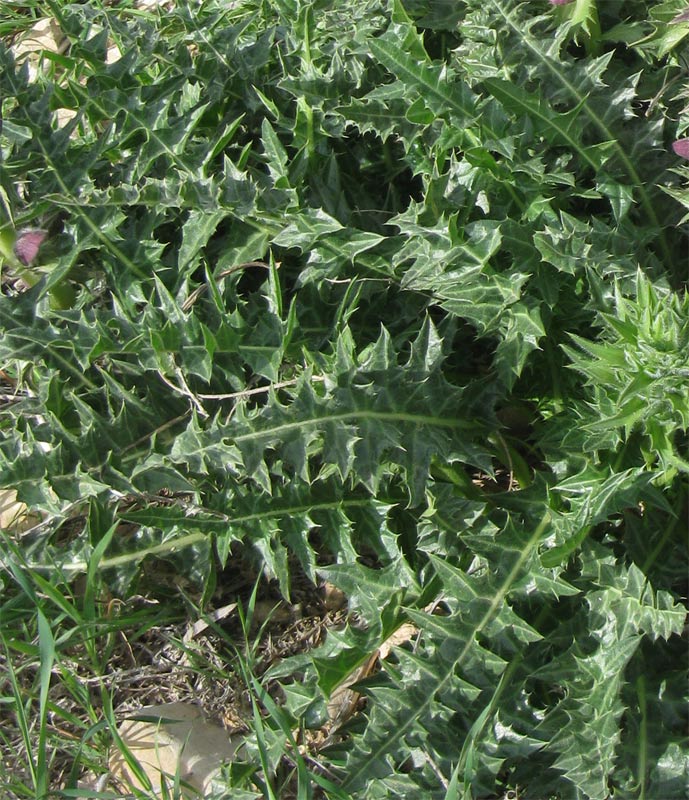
(14, 229), (48, 266)
(672, 138), (689, 159)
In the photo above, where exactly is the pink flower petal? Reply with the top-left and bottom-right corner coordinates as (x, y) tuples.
(672, 138), (689, 159)
(549, 0), (573, 5)
(14, 229), (48, 266)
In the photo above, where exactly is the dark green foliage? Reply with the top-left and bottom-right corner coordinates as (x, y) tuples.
(0, 1), (687, 798)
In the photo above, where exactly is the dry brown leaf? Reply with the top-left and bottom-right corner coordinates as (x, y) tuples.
(109, 702), (243, 798)
(326, 652), (377, 732)
(12, 18), (68, 82)
(325, 622), (418, 735)
(0, 489), (41, 534)
(137, 0), (177, 10)
(183, 603), (238, 643)
(378, 621), (418, 660)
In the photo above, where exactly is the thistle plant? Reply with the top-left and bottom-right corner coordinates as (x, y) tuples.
(565, 272), (689, 476)
(0, 1), (687, 799)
